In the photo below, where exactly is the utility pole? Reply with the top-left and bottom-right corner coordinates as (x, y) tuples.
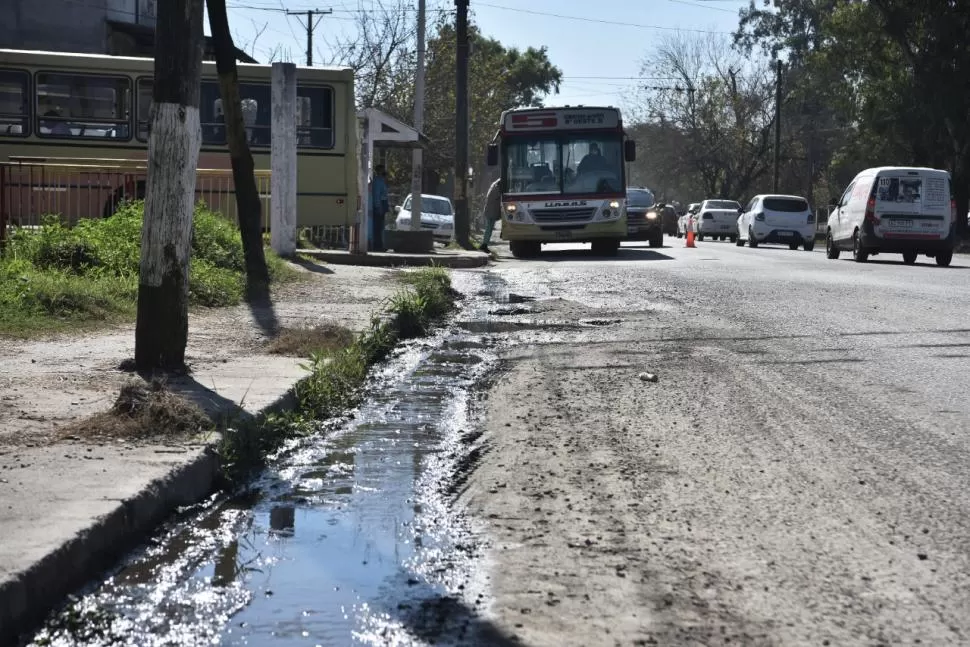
(285, 8), (332, 66)
(773, 59), (783, 193)
(453, 0), (471, 248)
(410, 0), (426, 232)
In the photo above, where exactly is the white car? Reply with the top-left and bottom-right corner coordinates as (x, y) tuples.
(677, 202), (700, 237)
(394, 193), (455, 241)
(737, 194), (816, 251)
(693, 199), (741, 242)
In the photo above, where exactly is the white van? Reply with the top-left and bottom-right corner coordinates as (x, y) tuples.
(737, 194), (816, 250)
(825, 167), (956, 266)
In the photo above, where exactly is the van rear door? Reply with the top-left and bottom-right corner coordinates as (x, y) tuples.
(873, 171), (949, 240)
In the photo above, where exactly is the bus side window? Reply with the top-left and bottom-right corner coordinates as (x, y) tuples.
(136, 78), (152, 141)
(296, 86), (334, 149)
(35, 72), (131, 140)
(0, 69), (29, 137)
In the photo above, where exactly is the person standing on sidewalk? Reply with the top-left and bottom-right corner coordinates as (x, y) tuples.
(370, 165), (390, 252)
(480, 177), (502, 253)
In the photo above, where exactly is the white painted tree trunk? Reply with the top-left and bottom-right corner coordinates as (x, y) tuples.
(140, 103), (201, 287)
(135, 102), (201, 369)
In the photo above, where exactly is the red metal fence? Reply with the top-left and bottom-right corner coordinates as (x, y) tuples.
(0, 157), (272, 243)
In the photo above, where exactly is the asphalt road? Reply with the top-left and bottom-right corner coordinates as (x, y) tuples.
(461, 239), (970, 646)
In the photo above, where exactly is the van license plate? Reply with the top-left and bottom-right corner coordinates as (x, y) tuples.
(889, 219), (914, 229)
(554, 230), (572, 240)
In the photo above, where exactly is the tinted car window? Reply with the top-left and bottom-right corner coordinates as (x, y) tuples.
(627, 189), (655, 208)
(763, 197), (809, 212)
(705, 200), (741, 210)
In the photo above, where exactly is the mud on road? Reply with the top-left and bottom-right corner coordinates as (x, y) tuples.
(23, 244), (970, 646)
(457, 248), (970, 647)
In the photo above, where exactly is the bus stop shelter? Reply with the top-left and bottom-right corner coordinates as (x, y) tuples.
(354, 107), (428, 254)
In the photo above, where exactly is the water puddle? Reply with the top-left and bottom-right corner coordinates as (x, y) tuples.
(29, 272), (578, 647)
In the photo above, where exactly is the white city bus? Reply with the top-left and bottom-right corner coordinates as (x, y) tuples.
(486, 106), (636, 258)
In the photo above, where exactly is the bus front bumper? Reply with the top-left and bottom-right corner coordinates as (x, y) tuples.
(500, 219), (626, 242)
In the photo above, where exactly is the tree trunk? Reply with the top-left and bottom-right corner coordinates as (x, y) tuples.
(134, 0), (204, 372)
(206, 0), (270, 287)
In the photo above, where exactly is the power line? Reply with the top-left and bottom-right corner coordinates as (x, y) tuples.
(472, 2), (733, 34)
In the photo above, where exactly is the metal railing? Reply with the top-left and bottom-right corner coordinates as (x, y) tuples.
(0, 157), (273, 242)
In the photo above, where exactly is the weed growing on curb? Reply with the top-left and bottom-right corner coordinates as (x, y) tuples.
(217, 267), (457, 484)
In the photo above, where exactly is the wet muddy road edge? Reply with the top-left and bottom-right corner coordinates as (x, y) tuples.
(27, 270), (580, 646)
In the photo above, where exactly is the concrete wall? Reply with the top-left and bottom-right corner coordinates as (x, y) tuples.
(0, 0), (156, 53)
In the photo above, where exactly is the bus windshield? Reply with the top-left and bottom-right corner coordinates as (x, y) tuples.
(504, 134), (624, 196)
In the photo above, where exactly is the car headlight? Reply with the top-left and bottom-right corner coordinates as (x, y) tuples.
(646, 211), (658, 220)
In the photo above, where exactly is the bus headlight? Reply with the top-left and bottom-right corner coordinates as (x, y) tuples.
(609, 200), (620, 209)
(505, 203), (517, 213)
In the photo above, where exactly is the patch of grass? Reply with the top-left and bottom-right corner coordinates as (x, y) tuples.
(61, 379), (212, 442)
(267, 323), (355, 356)
(218, 267), (456, 484)
(0, 201), (294, 337)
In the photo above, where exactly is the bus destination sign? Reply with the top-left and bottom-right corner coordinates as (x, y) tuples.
(504, 108), (620, 131)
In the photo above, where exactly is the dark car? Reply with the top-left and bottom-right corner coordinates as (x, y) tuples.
(625, 187), (664, 247)
(660, 203), (679, 236)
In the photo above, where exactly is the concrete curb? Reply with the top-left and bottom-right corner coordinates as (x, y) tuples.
(0, 303), (424, 643)
(298, 248), (490, 269)
(1, 444), (222, 646)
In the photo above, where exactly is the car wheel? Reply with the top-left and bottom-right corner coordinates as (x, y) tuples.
(804, 240), (815, 252)
(935, 250), (953, 267)
(903, 250), (918, 265)
(789, 242), (799, 250)
(650, 236), (663, 248)
(852, 230), (869, 263)
(697, 233), (705, 241)
(735, 235), (744, 247)
(748, 228), (759, 248)
(826, 231), (840, 259)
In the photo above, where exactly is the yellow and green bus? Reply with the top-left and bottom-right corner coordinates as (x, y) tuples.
(0, 48), (358, 235)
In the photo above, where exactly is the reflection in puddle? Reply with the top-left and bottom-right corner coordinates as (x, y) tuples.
(30, 278), (506, 647)
(31, 271), (593, 646)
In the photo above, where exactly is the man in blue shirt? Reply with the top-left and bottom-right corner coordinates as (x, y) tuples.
(370, 164), (390, 251)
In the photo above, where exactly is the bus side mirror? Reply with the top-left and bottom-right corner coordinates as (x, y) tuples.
(486, 144), (498, 167)
(624, 140), (636, 162)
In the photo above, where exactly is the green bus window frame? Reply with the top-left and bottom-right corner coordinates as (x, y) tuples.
(0, 68), (30, 138)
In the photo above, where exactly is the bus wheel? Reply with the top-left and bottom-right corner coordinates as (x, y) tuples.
(592, 238), (620, 256)
(510, 240), (540, 258)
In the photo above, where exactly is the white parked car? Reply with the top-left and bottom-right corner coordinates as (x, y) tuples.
(394, 193), (455, 241)
(825, 166), (955, 266)
(737, 194), (816, 251)
(677, 202), (700, 237)
(693, 199), (741, 242)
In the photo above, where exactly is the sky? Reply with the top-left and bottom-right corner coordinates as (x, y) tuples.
(215, 0), (749, 113)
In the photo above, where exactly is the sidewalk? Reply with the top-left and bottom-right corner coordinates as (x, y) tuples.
(0, 261), (402, 644)
(299, 246), (489, 268)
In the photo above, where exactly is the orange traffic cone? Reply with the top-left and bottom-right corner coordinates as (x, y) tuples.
(686, 228), (696, 248)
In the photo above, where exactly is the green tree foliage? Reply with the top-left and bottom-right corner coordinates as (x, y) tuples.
(736, 0), (970, 225)
(330, 6), (561, 208)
